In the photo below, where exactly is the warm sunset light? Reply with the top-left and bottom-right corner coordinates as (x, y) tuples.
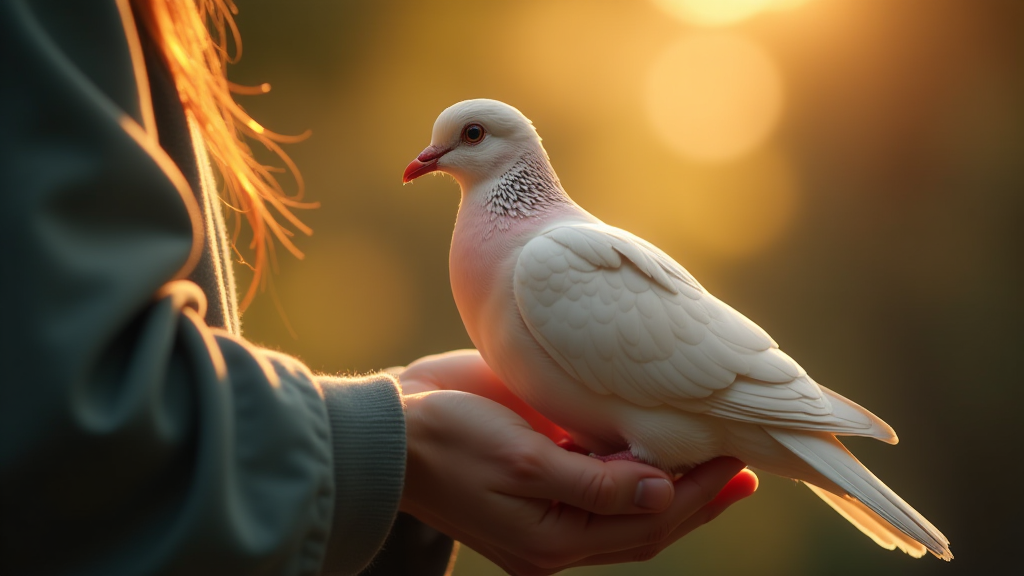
(644, 147), (799, 258)
(769, 0), (816, 12)
(671, 147), (799, 257)
(652, 0), (815, 26)
(652, 0), (774, 27)
(229, 3), (1017, 574)
(278, 233), (416, 370)
(645, 33), (784, 163)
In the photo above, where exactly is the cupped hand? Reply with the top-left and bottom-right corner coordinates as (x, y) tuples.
(390, 349), (570, 443)
(398, 351), (757, 575)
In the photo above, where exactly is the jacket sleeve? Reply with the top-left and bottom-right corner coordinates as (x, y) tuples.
(0, 2), (405, 575)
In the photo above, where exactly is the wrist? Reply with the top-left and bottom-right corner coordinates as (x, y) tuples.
(400, 391), (429, 516)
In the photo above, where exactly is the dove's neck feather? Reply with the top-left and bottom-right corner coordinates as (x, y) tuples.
(455, 151), (591, 249)
(483, 152), (568, 227)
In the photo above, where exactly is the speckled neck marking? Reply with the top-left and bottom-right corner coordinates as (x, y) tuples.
(484, 153), (567, 239)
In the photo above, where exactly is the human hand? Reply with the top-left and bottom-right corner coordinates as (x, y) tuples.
(392, 348), (569, 443)
(401, 387), (757, 575)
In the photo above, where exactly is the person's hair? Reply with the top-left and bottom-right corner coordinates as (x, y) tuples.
(134, 0), (315, 311)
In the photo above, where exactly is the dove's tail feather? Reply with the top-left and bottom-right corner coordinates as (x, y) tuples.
(765, 428), (952, 561)
(805, 484), (927, 557)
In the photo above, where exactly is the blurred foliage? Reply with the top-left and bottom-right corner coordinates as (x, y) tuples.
(231, 0), (1022, 574)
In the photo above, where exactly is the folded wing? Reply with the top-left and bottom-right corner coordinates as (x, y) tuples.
(513, 223), (896, 442)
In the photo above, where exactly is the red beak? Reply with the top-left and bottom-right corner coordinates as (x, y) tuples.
(403, 145), (450, 183)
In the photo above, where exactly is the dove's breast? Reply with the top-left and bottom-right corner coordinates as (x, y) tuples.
(448, 197), (583, 344)
(448, 201), (627, 448)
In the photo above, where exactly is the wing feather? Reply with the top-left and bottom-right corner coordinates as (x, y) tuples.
(514, 223), (897, 440)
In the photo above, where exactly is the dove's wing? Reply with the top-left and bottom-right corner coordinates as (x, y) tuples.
(513, 223), (896, 441)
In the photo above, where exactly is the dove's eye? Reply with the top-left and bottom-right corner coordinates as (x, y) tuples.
(462, 124), (485, 144)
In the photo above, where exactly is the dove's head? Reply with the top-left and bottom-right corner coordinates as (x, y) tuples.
(403, 99), (547, 190)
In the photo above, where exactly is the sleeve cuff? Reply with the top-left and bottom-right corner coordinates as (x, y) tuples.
(317, 373), (407, 576)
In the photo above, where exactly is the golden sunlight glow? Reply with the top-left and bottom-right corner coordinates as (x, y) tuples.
(655, 146), (799, 258)
(651, 0), (816, 26)
(768, 0), (817, 12)
(280, 233), (416, 369)
(652, 0), (775, 27)
(645, 33), (784, 163)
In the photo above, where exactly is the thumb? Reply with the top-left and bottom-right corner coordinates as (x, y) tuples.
(521, 442), (678, 515)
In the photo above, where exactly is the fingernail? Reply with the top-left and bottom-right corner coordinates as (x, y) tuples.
(634, 478), (673, 510)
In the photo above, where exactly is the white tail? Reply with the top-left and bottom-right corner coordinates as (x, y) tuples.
(766, 428), (952, 560)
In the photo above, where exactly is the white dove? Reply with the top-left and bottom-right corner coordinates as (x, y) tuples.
(402, 98), (952, 561)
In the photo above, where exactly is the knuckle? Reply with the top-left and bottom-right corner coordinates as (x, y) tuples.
(502, 445), (545, 485)
(579, 469), (617, 512)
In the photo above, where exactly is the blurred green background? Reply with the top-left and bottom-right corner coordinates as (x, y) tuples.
(230, 1), (1021, 574)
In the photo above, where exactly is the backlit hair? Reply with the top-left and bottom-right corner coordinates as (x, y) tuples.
(134, 0), (316, 311)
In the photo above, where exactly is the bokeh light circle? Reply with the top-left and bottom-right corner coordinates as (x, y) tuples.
(651, 0), (815, 26)
(645, 33), (785, 163)
(651, 0), (775, 27)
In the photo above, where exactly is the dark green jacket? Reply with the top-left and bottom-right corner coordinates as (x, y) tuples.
(0, 2), (444, 574)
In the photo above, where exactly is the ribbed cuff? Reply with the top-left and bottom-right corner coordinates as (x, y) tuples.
(316, 373), (406, 576)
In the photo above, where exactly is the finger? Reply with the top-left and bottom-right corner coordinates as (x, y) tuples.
(428, 355), (567, 440)
(562, 467), (759, 568)
(669, 467), (758, 532)
(397, 377), (442, 395)
(707, 467), (758, 515)
(402, 349), (489, 390)
(510, 439), (676, 515)
(513, 458), (748, 567)
(381, 365), (405, 376)
(563, 456), (749, 540)
(401, 351), (570, 441)
(469, 467), (757, 574)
